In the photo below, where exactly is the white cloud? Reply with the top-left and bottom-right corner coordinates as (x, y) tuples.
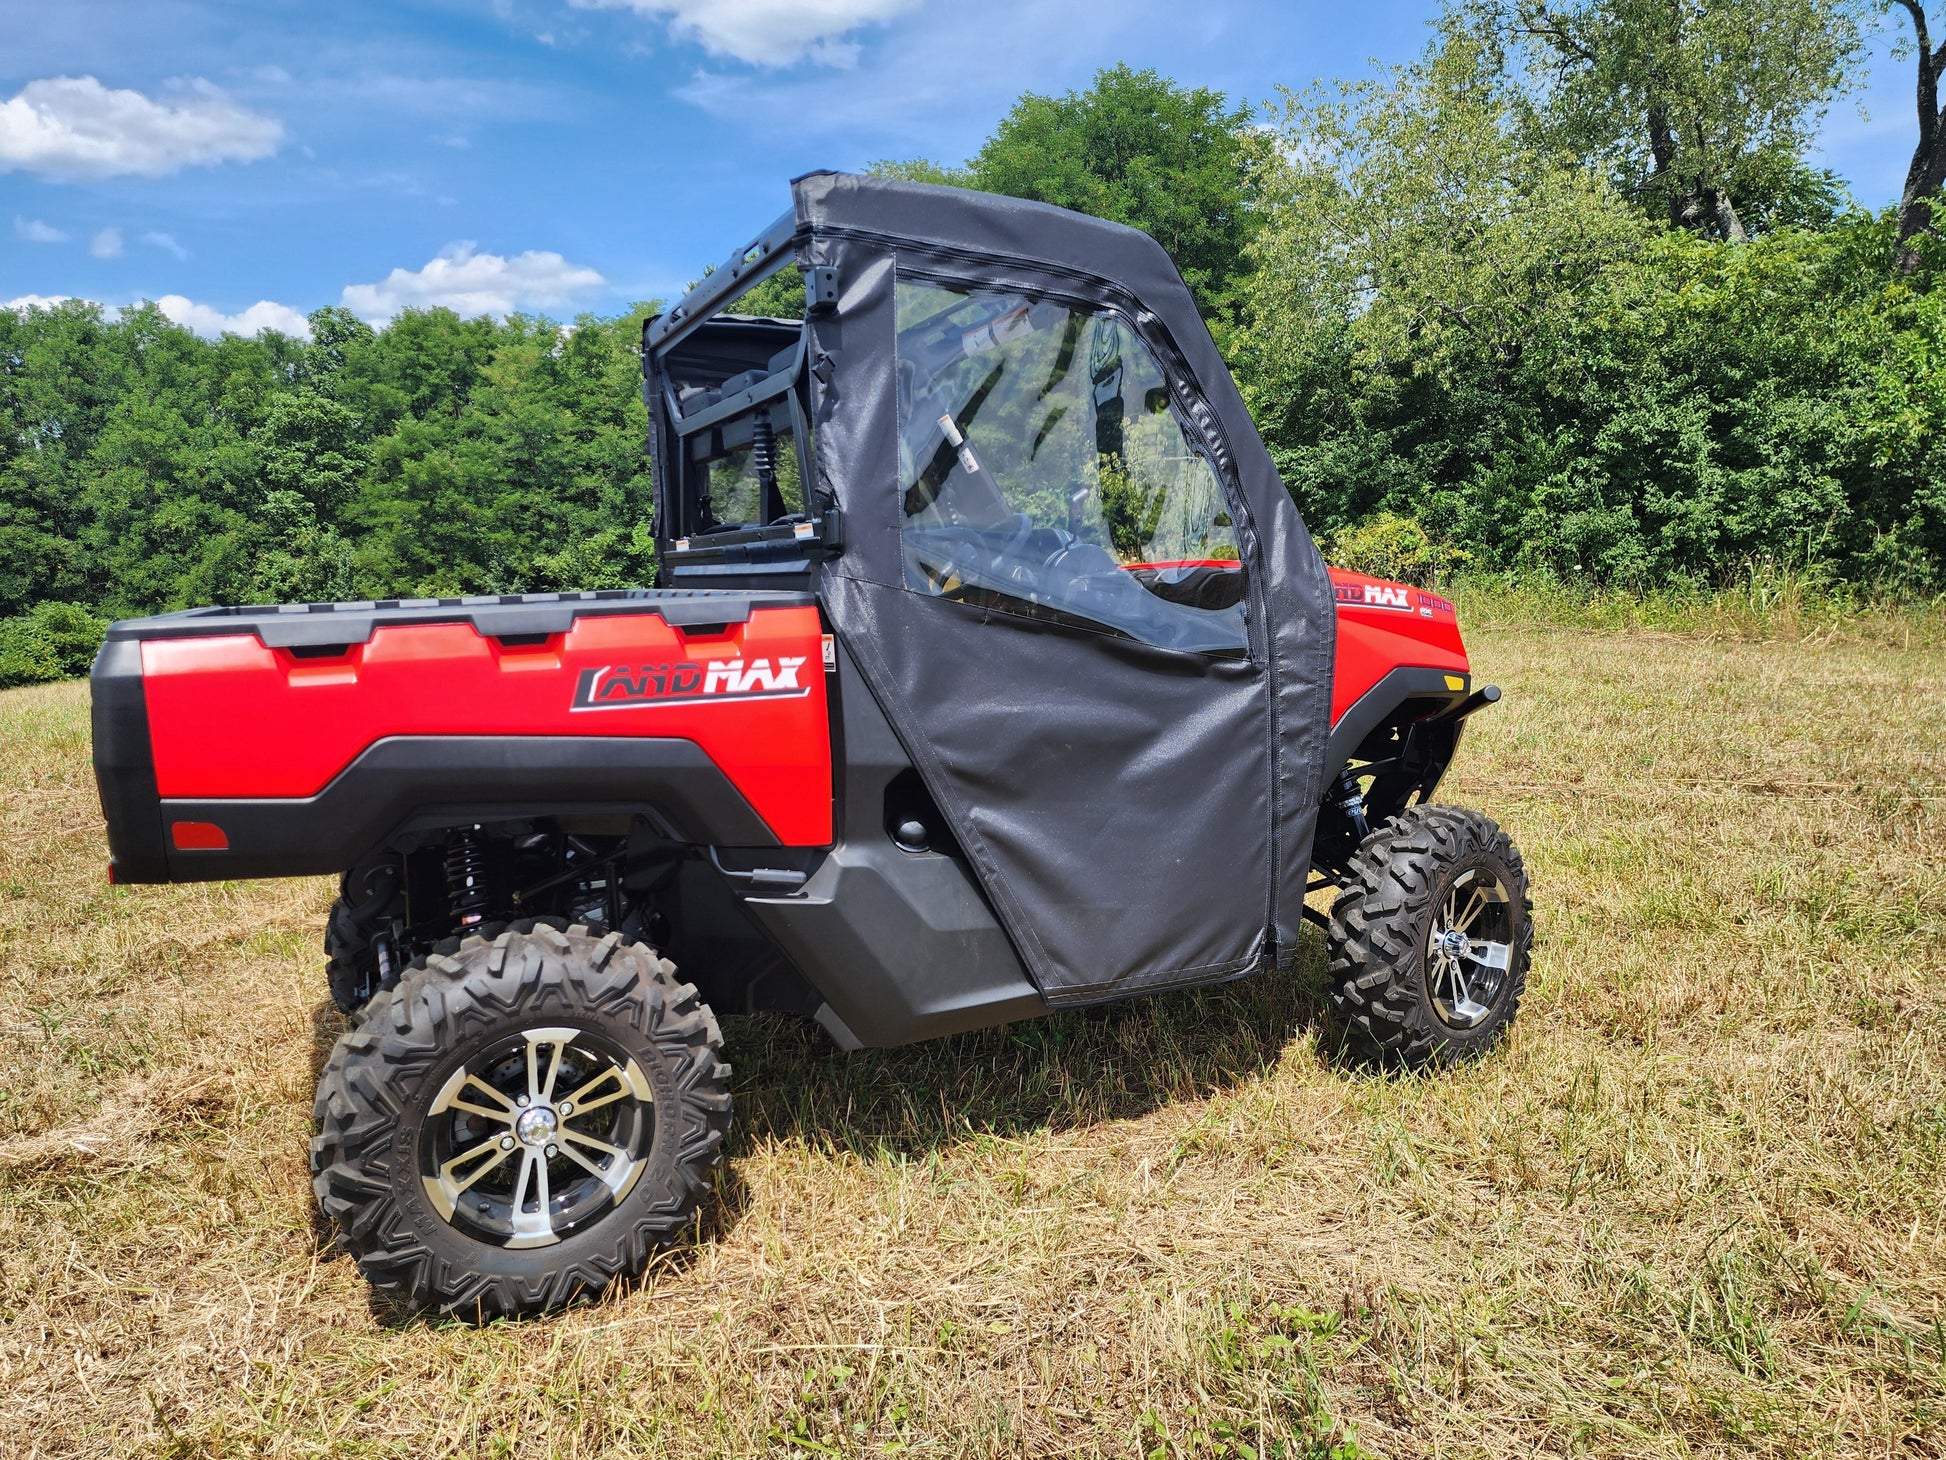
(6, 294), (71, 311)
(670, 0), (1162, 138)
(14, 216), (67, 243)
(568, 0), (921, 66)
(141, 230), (190, 260)
(341, 243), (606, 321)
(90, 225), (122, 259)
(0, 76), (282, 181)
(157, 294), (311, 339)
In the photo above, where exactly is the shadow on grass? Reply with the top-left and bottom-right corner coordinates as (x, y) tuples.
(726, 927), (1332, 1162)
(308, 998), (348, 1083)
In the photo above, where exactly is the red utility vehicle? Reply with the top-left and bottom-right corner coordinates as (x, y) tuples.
(92, 174), (1531, 1318)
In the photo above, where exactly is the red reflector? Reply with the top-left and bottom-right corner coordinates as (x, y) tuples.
(107, 861), (119, 885)
(170, 820), (229, 851)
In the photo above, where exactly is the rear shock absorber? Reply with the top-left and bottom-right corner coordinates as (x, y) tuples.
(445, 826), (491, 927)
(750, 410), (779, 508)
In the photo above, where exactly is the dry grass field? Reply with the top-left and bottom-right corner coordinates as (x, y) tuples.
(1, 613), (1943, 1457)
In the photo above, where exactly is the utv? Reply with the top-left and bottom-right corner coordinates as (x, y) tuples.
(90, 173), (1531, 1318)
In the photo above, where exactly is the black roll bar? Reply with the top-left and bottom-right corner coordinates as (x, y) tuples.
(644, 209), (798, 355)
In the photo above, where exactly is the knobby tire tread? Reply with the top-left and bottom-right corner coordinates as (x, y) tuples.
(310, 918), (731, 1320)
(1325, 803), (1533, 1069)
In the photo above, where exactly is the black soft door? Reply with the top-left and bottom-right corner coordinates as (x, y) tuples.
(800, 173), (1333, 1006)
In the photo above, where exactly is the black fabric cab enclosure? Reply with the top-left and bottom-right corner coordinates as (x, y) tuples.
(796, 172), (1334, 1005)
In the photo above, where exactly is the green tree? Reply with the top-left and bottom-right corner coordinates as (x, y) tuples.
(344, 310), (656, 597)
(1474, 0), (1870, 239)
(732, 269), (806, 320)
(1, 294), (665, 639)
(1889, 1), (1946, 270)
(1237, 29), (1650, 518)
(1238, 26), (1942, 588)
(967, 64), (1268, 322)
(0, 601), (109, 687)
(864, 157), (970, 186)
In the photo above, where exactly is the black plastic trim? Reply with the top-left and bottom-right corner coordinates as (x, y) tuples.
(664, 510), (841, 572)
(140, 735), (780, 883)
(90, 637), (169, 883)
(735, 642), (1047, 1047)
(1324, 667), (1470, 783)
(104, 589), (812, 651)
(645, 209), (799, 353)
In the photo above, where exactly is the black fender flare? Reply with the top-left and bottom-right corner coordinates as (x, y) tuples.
(1324, 668), (1470, 784)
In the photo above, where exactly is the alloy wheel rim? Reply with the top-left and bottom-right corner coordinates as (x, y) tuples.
(419, 1025), (655, 1249)
(1425, 866), (1516, 1030)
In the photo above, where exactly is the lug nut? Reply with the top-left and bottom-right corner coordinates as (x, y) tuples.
(499, 1135), (516, 1150)
(515, 1094), (530, 1107)
(546, 1144), (559, 1158)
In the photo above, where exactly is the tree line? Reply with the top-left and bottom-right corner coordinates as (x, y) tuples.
(5, 0), (1946, 685)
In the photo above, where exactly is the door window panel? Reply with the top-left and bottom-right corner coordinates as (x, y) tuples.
(895, 279), (1247, 654)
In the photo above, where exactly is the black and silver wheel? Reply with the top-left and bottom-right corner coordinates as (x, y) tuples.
(1325, 804), (1532, 1069)
(311, 919), (730, 1319)
(419, 1024), (657, 1249)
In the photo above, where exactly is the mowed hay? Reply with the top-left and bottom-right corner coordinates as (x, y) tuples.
(0, 624), (1942, 1458)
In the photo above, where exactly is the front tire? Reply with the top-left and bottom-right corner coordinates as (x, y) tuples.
(1325, 804), (1533, 1069)
(311, 919), (731, 1319)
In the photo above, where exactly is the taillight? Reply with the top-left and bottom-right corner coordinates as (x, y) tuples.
(170, 821), (229, 851)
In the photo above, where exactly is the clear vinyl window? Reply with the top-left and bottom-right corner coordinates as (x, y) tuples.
(894, 279), (1248, 654)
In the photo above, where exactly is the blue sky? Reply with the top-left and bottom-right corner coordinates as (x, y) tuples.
(0, 0), (1925, 337)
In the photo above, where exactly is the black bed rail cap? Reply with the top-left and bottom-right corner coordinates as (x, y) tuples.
(104, 588), (814, 650)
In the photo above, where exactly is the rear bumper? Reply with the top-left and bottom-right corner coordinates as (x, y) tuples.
(93, 637), (169, 883)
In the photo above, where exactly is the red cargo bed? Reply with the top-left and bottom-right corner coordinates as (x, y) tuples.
(92, 590), (833, 883)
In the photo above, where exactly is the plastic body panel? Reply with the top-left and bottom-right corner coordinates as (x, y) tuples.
(157, 735), (781, 881)
(1325, 569), (1469, 721)
(93, 592), (834, 882)
(737, 642), (1048, 1047)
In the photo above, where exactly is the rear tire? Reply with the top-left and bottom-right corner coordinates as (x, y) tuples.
(1325, 804), (1532, 1069)
(324, 897), (381, 1015)
(324, 863), (405, 1016)
(311, 919), (731, 1319)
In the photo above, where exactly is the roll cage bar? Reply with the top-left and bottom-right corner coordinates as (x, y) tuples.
(645, 208), (799, 355)
(643, 209), (836, 564)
